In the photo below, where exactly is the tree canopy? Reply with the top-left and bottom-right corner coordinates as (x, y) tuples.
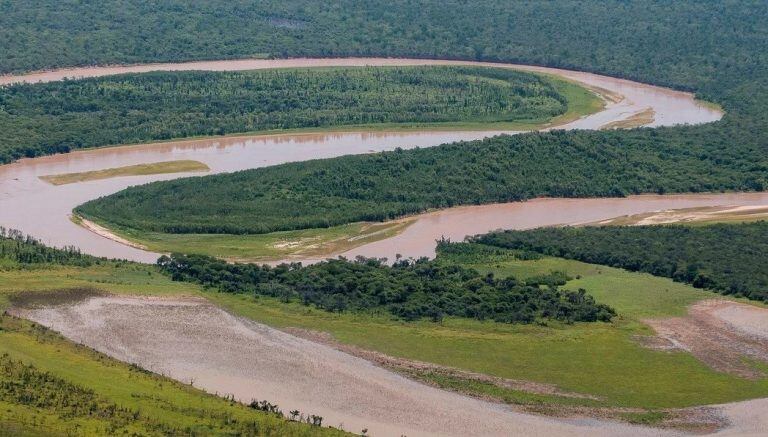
(0, 66), (566, 163)
(473, 222), (768, 302)
(72, 1), (768, 238)
(158, 251), (615, 324)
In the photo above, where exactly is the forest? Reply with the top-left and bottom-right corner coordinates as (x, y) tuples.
(8, 1), (768, 239)
(157, 251), (615, 324)
(0, 66), (565, 163)
(472, 222), (768, 302)
(67, 3), (768, 238)
(77, 128), (767, 235)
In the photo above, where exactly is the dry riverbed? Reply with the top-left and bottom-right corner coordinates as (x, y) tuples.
(10, 295), (689, 437)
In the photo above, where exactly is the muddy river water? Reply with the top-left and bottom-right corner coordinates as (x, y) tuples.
(0, 57), (729, 263)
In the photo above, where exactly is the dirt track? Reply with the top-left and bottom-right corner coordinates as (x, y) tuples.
(11, 296), (679, 437)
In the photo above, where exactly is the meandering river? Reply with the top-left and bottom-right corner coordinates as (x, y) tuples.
(6, 58), (768, 436)
(0, 57), (728, 263)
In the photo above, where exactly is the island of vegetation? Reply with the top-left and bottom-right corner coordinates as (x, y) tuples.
(0, 66), (592, 164)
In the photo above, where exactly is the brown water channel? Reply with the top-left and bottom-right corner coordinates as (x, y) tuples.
(0, 58), (728, 263)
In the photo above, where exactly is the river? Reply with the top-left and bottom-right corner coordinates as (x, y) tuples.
(0, 57), (729, 263)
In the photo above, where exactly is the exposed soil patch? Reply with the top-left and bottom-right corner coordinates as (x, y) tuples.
(643, 300), (768, 379)
(592, 205), (768, 226)
(10, 295), (679, 436)
(75, 216), (148, 251)
(600, 107), (655, 129)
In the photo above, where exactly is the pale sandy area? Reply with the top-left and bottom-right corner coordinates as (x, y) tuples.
(76, 217), (147, 251)
(12, 296), (679, 437)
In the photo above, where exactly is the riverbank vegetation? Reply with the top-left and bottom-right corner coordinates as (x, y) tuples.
(0, 66), (579, 163)
(473, 222), (768, 302)
(157, 250), (615, 324)
(0, 227), (96, 266)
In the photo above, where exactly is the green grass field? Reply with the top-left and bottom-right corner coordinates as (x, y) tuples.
(2, 244), (767, 424)
(206, 252), (768, 410)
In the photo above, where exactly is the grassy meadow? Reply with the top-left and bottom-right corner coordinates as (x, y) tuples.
(205, 249), (768, 410)
(80, 217), (413, 262)
(1, 237), (768, 431)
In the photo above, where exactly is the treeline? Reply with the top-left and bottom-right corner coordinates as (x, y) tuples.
(158, 252), (615, 324)
(0, 66), (565, 163)
(472, 222), (768, 302)
(0, 1), (764, 98)
(77, 127), (768, 235)
(0, 227), (96, 266)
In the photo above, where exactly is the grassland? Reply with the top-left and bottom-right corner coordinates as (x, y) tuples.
(39, 160), (209, 185)
(77, 216), (413, 262)
(3, 243), (768, 425)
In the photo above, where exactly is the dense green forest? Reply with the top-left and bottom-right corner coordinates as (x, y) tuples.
(77, 128), (767, 234)
(71, 2), (768, 238)
(0, 66), (567, 163)
(158, 250), (615, 324)
(472, 222), (768, 302)
(0, 0), (765, 94)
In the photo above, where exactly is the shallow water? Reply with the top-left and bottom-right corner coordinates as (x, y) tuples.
(0, 58), (726, 263)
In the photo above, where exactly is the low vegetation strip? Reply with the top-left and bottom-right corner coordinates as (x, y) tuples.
(39, 160), (209, 185)
(157, 248), (616, 324)
(0, 66), (572, 163)
(472, 222), (768, 302)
